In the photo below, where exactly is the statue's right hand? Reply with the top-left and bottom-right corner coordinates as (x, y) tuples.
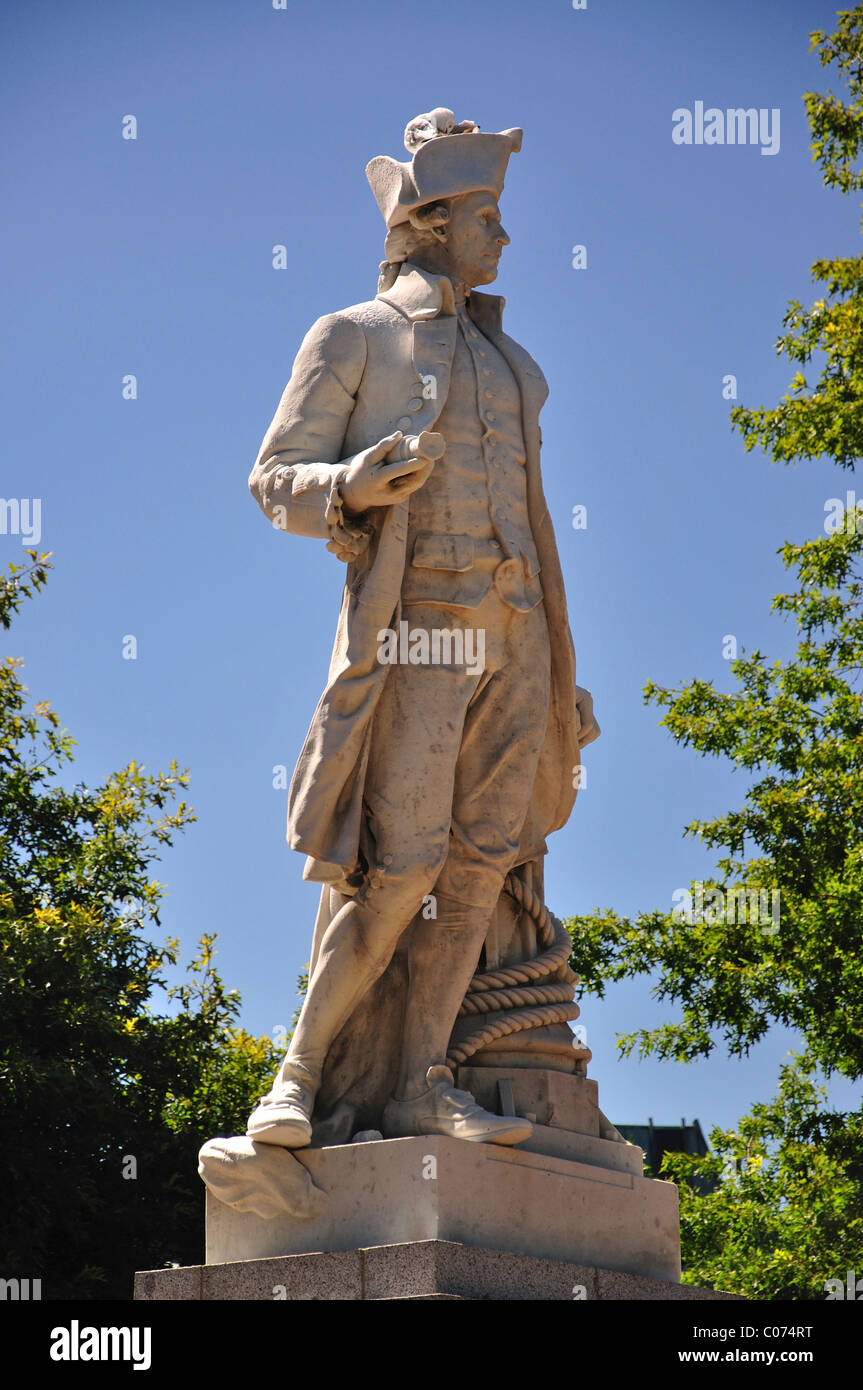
(340, 431), (437, 514)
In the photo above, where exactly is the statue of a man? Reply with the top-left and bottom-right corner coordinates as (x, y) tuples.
(245, 109), (599, 1152)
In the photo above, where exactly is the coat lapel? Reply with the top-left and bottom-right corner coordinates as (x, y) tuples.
(409, 318), (457, 432)
(468, 290), (549, 436)
(377, 264), (458, 436)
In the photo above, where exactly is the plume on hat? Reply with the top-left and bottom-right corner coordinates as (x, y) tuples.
(403, 107), (480, 154)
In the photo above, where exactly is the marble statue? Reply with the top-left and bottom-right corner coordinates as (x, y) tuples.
(200, 109), (600, 1213)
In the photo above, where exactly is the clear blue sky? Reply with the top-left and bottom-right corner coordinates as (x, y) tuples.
(2, 0), (858, 1135)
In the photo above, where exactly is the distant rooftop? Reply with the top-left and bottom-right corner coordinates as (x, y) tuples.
(615, 1118), (711, 1189)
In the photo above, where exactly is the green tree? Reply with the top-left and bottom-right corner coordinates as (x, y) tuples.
(565, 9), (863, 1296)
(568, 523), (863, 1083)
(731, 7), (863, 470)
(663, 1061), (863, 1301)
(0, 555), (280, 1299)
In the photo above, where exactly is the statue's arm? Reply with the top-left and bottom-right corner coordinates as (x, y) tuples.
(248, 312), (369, 546)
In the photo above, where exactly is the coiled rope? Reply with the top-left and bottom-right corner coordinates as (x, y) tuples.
(447, 872), (589, 1069)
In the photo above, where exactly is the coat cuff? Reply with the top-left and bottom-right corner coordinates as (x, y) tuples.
(325, 469), (372, 563)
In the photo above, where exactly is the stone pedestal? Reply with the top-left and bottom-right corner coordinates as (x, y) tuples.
(204, 1063), (680, 1282)
(140, 1065), (688, 1300)
(204, 1133), (677, 1279)
(136, 1239), (739, 1302)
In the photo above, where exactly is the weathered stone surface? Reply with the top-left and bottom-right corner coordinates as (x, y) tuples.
(457, 1065), (601, 1135)
(204, 1135), (679, 1283)
(202, 1249), (361, 1302)
(518, 1121), (644, 1174)
(197, 1136), (327, 1221)
(133, 1265), (202, 1301)
(135, 1240), (739, 1302)
(595, 1268), (743, 1302)
(361, 1239), (598, 1302)
(443, 1066), (644, 1171)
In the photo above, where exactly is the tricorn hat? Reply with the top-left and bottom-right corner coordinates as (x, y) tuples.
(366, 108), (522, 230)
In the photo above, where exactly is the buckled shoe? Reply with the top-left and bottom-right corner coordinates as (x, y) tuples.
(382, 1065), (532, 1146)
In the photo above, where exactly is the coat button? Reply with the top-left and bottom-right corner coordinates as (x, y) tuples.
(396, 416), (413, 429)
(407, 398), (424, 411)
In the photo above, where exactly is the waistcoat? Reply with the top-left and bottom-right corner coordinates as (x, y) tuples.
(403, 302), (543, 612)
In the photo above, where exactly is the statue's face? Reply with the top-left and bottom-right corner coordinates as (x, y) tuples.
(443, 191), (509, 288)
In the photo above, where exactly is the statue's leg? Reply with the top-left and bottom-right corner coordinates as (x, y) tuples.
(386, 596), (551, 1125)
(251, 597), (549, 1148)
(248, 632), (474, 1147)
(248, 874), (439, 1148)
(393, 894), (491, 1100)
(287, 884), (428, 1077)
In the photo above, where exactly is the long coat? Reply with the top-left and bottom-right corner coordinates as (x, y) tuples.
(250, 263), (590, 894)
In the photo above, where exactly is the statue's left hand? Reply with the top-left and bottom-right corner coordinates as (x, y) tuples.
(575, 685), (600, 747)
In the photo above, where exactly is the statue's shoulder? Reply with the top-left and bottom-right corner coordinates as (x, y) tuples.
(299, 295), (404, 364)
(317, 293), (403, 331)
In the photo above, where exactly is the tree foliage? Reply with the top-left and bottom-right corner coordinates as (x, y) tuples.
(664, 1061), (863, 1299)
(0, 555), (280, 1299)
(565, 9), (863, 1297)
(567, 524), (863, 1083)
(731, 9), (863, 470)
